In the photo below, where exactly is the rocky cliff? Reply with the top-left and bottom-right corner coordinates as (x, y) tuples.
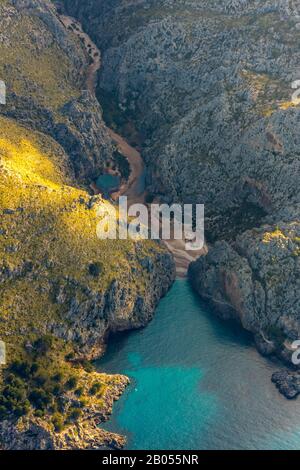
(62, 0), (300, 237)
(0, 0), (175, 448)
(189, 208), (300, 364)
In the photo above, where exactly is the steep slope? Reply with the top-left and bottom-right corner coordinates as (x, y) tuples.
(0, 0), (175, 448)
(62, 0), (300, 238)
(0, 115), (174, 360)
(1, 0), (123, 183)
(189, 208), (300, 364)
(0, 114), (174, 448)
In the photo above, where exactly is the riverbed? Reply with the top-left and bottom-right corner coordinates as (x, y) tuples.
(97, 280), (300, 450)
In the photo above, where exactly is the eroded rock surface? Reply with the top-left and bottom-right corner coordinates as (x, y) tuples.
(189, 211), (300, 362)
(63, 0), (300, 237)
(272, 370), (300, 400)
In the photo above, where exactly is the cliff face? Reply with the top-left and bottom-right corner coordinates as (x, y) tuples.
(0, 372), (130, 450)
(0, 114), (175, 360)
(1, 0), (118, 183)
(189, 207), (300, 364)
(62, 0), (300, 237)
(0, 0), (175, 448)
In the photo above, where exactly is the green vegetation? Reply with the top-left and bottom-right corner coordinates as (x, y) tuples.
(0, 1), (165, 442)
(0, 335), (118, 432)
(0, 115), (160, 356)
(89, 382), (102, 396)
(0, 2), (82, 110)
(88, 262), (103, 277)
(0, 112), (161, 434)
(114, 151), (131, 181)
(0, 340), (71, 421)
(65, 376), (78, 391)
(96, 88), (143, 149)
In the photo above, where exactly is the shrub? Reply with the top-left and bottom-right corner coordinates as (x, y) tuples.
(5, 374), (25, 389)
(89, 382), (102, 396)
(56, 397), (65, 414)
(64, 376), (78, 391)
(52, 413), (64, 433)
(67, 408), (82, 422)
(145, 193), (155, 204)
(88, 262), (102, 278)
(114, 151), (130, 180)
(81, 360), (94, 373)
(74, 387), (84, 397)
(0, 383), (29, 418)
(14, 400), (30, 418)
(10, 361), (31, 379)
(3, 385), (26, 402)
(65, 352), (75, 362)
(78, 399), (87, 409)
(30, 363), (39, 375)
(73, 398), (86, 409)
(0, 405), (7, 419)
(51, 385), (63, 396)
(52, 372), (63, 383)
(33, 336), (53, 356)
(34, 374), (47, 387)
(29, 388), (51, 410)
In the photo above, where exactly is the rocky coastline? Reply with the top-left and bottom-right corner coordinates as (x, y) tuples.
(0, 374), (129, 450)
(188, 208), (300, 398)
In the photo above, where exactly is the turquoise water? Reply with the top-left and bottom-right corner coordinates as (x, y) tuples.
(97, 280), (300, 450)
(96, 174), (120, 191)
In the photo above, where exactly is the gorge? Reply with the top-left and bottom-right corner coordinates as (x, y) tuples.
(0, 0), (300, 451)
(60, 0), (300, 390)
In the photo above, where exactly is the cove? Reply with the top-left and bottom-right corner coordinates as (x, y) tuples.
(97, 280), (300, 450)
